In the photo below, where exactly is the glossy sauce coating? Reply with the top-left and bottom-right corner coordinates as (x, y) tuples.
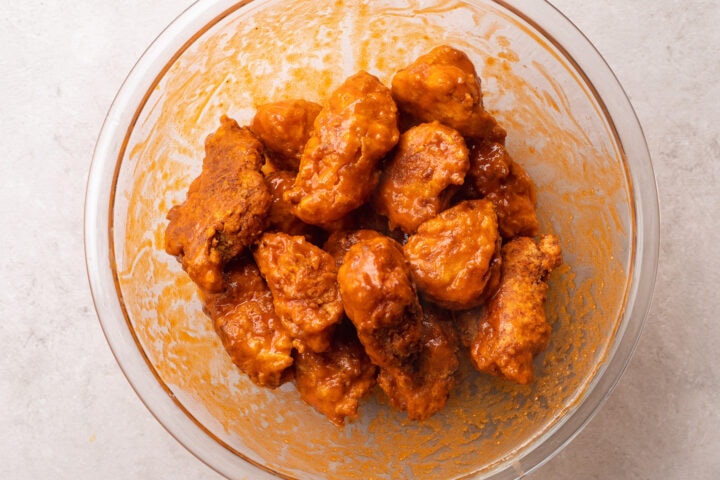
(163, 44), (564, 427)
(294, 322), (378, 426)
(285, 71), (399, 226)
(250, 99), (322, 171)
(377, 303), (459, 421)
(391, 45), (506, 142)
(164, 116), (270, 292)
(374, 121), (469, 233)
(463, 140), (539, 238)
(200, 257), (294, 388)
(323, 228), (385, 269)
(264, 170), (320, 240)
(403, 199), (501, 309)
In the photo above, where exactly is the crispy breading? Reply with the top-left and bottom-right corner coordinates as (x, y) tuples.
(463, 140), (539, 239)
(294, 322), (377, 426)
(470, 235), (562, 384)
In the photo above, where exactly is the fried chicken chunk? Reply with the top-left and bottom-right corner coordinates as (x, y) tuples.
(252, 232), (344, 353)
(250, 99), (322, 171)
(285, 71), (400, 226)
(264, 170), (321, 241)
(470, 235), (562, 384)
(464, 140), (539, 239)
(165, 116), (271, 292)
(377, 303), (459, 421)
(294, 322), (378, 426)
(374, 121), (469, 233)
(338, 236), (458, 420)
(403, 199), (501, 310)
(200, 257), (294, 388)
(338, 236), (423, 369)
(391, 45), (505, 141)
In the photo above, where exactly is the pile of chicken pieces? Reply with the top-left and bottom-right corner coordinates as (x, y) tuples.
(164, 45), (562, 426)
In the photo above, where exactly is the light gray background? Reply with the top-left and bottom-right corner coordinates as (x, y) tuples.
(1, 1), (718, 478)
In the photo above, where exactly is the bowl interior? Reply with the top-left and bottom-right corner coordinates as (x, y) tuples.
(104, 0), (639, 478)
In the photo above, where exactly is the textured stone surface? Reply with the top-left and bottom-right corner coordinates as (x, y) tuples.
(1, 1), (717, 478)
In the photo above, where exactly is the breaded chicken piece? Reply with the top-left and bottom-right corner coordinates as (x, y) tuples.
(338, 236), (423, 371)
(338, 237), (458, 420)
(464, 140), (539, 239)
(377, 302), (459, 421)
(391, 45), (505, 142)
(374, 121), (469, 233)
(253, 232), (344, 353)
(200, 256), (294, 388)
(250, 99), (322, 171)
(470, 235), (562, 384)
(285, 71), (399, 226)
(165, 116), (271, 292)
(264, 170), (322, 241)
(294, 322), (378, 426)
(403, 199), (501, 310)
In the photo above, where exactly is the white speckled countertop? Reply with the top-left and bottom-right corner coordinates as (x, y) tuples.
(1, 1), (718, 478)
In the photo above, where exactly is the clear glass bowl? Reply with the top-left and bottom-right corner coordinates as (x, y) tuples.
(84, 1), (659, 478)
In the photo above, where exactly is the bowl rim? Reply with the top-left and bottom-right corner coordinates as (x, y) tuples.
(84, 1), (660, 478)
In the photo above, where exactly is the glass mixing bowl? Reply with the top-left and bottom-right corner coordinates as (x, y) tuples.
(84, 0), (659, 478)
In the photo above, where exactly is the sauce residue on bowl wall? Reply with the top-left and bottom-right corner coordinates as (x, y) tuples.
(112, 1), (633, 478)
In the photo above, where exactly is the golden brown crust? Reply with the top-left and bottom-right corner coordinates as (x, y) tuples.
(470, 235), (562, 384)
(164, 116), (271, 292)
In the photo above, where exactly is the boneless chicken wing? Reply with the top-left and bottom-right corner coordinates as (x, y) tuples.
(250, 99), (322, 171)
(252, 232), (344, 353)
(285, 71), (399, 225)
(338, 236), (458, 420)
(464, 140), (539, 239)
(470, 235), (562, 384)
(200, 256), (294, 388)
(377, 303), (459, 421)
(338, 236), (423, 369)
(403, 199), (501, 310)
(264, 170), (321, 241)
(294, 322), (378, 426)
(374, 121), (469, 233)
(391, 45), (505, 142)
(165, 116), (271, 292)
